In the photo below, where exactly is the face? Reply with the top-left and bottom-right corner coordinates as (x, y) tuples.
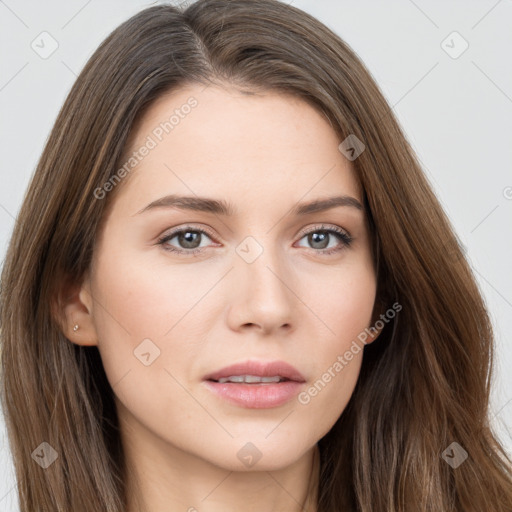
(75, 83), (378, 472)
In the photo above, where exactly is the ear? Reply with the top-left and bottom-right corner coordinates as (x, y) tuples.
(52, 272), (99, 346)
(364, 321), (383, 345)
(365, 300), (387, 345)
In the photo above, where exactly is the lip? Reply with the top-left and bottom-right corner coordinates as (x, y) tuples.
(202, 360), (306, 409)
(203, 360), (306, 383)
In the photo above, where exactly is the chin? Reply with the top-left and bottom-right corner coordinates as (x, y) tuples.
(202, 438), (314, 473)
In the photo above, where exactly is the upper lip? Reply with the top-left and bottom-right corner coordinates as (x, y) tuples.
(203, 360), (306, 383)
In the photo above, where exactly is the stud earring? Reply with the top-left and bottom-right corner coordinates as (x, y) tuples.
(73, 324), (79, 332)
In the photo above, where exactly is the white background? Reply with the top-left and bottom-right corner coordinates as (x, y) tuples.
(0, 1), (511, 510)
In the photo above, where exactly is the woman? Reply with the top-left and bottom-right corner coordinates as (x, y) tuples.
(1, 0), (511, 510)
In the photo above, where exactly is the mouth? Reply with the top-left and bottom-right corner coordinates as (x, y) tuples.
(203, 359), (306, 383)
(202, 360), (306, 409)
(208, 375), (290, 384)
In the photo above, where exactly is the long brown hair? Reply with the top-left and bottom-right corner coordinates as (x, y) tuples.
(1, 1), (511, 510)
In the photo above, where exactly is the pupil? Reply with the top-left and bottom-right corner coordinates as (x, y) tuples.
(180, 231), (200, 248)
(310, 231), (328, 249)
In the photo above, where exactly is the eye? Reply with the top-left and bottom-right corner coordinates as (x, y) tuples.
(295, 224), (352, 255)
(157, 226), (216, 256)
(157, 223), (353, 257)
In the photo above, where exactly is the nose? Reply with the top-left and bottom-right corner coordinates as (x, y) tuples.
(226, 241), (296, 336)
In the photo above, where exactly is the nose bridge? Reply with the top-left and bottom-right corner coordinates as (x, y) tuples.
(230, 233), (295, 332)
(239, 233), (290, 296)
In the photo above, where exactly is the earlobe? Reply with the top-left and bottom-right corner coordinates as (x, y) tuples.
(53, 274), (99, 346)
(365, 326), (382, 345)
(365, 305), (386, 345)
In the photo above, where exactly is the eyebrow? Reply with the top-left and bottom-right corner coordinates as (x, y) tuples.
(134, 194), (363, 216)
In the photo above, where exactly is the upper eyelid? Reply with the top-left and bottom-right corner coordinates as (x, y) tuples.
(161, 224), (217, 241)
(160, 223), (351, 243)
(297, 223), (350, 237)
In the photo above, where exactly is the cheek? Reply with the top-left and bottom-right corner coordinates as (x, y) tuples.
(295, 350), (362, 443)
(91, 242), (223, 346)
(89, 244), (224, 406)
(292, 260), (375, 426)
(301, 256), (377, 347)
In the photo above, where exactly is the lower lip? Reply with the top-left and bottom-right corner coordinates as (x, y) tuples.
(203, 380), (304, 409)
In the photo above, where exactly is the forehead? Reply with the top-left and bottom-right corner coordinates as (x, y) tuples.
(111, 83), (362, 214)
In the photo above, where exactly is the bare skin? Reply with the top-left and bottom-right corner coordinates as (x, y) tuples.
(60, 82), (380, 512)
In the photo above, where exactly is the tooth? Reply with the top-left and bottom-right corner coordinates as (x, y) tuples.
(244, 375), (262, 383)
(227, 375), (245, 383)
(216, 375), (283, 384)
(251, 376), (281, 383)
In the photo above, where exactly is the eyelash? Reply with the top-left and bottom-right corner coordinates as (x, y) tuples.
(157, 224), (353, 257)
